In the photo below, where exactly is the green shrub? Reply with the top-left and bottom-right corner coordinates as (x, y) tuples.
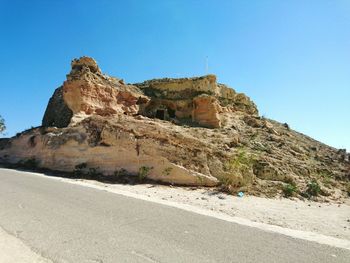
(306, 179), (321, 196)
(221, 148), (256, 192)
(283, 183), (297, 197)
(138, 166), (153, 181)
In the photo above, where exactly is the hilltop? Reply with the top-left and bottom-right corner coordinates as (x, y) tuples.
(0, 56), (349, 201)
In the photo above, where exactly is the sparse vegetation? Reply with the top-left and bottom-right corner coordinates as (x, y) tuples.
(75, 162), (88, 170)
(88, 167), (101, 177)
(283, 175), (296, 185)
(315, 170), (336, 188)
(225, 148), (256, 171)
(74, 162), (88, 176)
(196, 175), (205, 185)
(221, 148), (256, 193)
(282, 183), (297, 197)
(306, 179), (321, 197)
(138, 166), (153, 181)
(345, 182), (350, 196)
(283, 123), (290, 130)
(114, 168), (128, 178)
(73, 163), (103, 178)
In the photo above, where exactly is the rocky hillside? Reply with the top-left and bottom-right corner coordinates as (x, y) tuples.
(0, 57), (349, 201)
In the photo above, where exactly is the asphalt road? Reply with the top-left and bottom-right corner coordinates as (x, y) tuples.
(0, 168), (349, 263)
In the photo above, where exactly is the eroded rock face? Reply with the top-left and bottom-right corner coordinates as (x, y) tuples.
(42, 87), (73, 128)
(42, 57), (257, 129)
(193, 95), (221, 128)
(135, 75), (258, 128)
(43, 56), (148, 127)
(2, 116), (219, 186)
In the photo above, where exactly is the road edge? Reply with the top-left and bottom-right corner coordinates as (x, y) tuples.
(4, 168), (350, 251)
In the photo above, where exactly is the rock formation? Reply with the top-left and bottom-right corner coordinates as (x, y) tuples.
(43, 57), (148, 127)
(1, 57), (349, 200)
(42, 57), (257, 129)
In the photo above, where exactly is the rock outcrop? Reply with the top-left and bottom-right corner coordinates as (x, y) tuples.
(1, 56), (349, 201)
(42, 57), (257, 129)
(135, 75), (258, 128)
(43, 57), (148, 127)
(42, 87), (73, 128)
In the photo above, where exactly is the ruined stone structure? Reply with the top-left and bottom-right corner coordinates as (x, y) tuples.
(135, 75), (258, 128)
(42, 57), (257, 129)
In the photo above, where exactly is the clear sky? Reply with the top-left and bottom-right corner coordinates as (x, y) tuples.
(0, 0), (349, 150)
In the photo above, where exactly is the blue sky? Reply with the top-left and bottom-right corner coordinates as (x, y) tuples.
(0, 0), (349, 150)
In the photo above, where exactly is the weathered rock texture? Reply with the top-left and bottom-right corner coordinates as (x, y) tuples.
(42, 57), (257, 129)
(135, 75), (258, 128)
(42, 87), (73, 128)
(43, 57), (148, 127)
(1, 57), (349, 201)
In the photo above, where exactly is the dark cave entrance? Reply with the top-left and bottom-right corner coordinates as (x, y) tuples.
(168, 108), (176, 118)
(155, 109), (165, 120)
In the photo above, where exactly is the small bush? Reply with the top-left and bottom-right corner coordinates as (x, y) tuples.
(283, 123), (290, 130)
(88, 167), (102, 177)
(74, 162), (87, 176)
(221, 148), (256, 192)
(138, 166), (153, 181)
(283, 183), (297, 197)
(306, 179), (321, 196)
(114, 169), (128, 178)
(75, 163), (87, 170)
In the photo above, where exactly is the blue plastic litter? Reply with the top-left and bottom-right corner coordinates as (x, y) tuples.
(237, 192), (244, 197)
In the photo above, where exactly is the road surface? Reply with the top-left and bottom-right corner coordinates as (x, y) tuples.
(0, 168), (349, 262)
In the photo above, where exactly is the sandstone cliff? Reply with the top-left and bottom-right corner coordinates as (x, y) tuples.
(1, 57), (349, 201)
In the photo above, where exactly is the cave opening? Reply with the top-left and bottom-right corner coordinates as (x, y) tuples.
(168, 108), (176, 118)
